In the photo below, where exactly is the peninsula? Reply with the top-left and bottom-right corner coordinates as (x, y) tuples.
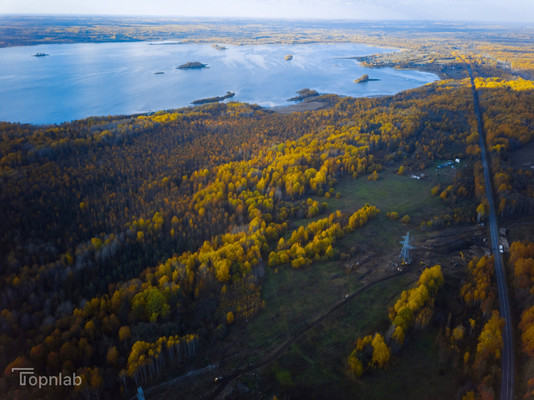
(288, 88), (319, 102)
(192, 91), (235, 105)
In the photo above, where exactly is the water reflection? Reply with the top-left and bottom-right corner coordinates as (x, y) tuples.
(0, 42), (438, 124)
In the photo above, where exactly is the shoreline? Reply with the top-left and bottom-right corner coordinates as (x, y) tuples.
(269, 96), (333, 114)
(0, 41), (440, 124)
(268, 92), (394, 114)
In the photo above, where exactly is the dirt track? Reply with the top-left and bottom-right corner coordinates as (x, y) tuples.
(206, 270), (407, 400)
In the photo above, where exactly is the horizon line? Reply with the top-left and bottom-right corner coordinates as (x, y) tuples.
(0, 13), (532, 26)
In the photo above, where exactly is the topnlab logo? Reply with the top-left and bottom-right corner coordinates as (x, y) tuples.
(12, 367), (82, 388)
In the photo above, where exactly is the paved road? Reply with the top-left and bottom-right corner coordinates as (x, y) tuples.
(467, 64), (514, 400)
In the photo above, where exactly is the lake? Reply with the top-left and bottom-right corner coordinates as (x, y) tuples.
(0, 42), (438, 124)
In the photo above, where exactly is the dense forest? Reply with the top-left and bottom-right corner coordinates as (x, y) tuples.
(0, 36), (533, 399)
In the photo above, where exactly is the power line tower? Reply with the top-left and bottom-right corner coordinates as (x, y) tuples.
(399, 231), (415, 265)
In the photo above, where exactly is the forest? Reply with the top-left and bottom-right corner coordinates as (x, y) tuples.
(1, 21), (534, 400)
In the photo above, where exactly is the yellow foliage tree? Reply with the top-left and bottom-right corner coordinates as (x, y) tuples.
(371, 333), (390, 369)
(348, 350), (364, 377)
(368, 170), (378, 181)
(387, 211), (399, 220)
(106, 346), (119, 366)
(474, 310), (504, 374)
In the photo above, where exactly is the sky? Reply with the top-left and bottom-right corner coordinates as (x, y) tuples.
(1, 0), (533, 23)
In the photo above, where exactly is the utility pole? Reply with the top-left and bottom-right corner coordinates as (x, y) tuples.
(399, 232), (415, 265)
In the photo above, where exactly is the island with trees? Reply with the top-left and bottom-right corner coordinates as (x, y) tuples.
(354, 73), (380, 83)
(177, 61), (207, 70)
(0, 16), (533, 400)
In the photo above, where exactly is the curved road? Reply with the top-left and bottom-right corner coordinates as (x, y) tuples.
(467, 64), (514, 400)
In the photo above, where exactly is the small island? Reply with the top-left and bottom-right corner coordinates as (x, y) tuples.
(284, 54), (293, 61)
(287, 88), (319, 102)
(177, 62), (208, 70)
(154, 72), (165, 75)
(192, 91), (235, 105)
(33, 52), (49, 57)
(354, 74), (380, 83)
(212, 44), (228, 51)
(149, 41), (182, 45)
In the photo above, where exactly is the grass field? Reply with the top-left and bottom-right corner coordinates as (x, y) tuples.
(260, 275), (460, 400)
(229, 164), (461, 397)
(302, 165), (456, 256)
(322, 165), (453, 220)
(244, 259), (364, 360)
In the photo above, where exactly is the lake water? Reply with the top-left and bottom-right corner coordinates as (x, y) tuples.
(0, 42), (438, 125)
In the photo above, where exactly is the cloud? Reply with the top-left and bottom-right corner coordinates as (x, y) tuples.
(1, 0), (532, 22)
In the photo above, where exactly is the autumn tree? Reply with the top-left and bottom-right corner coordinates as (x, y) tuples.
(370, 333), (391, 369)
(473, 311), (504, 376)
